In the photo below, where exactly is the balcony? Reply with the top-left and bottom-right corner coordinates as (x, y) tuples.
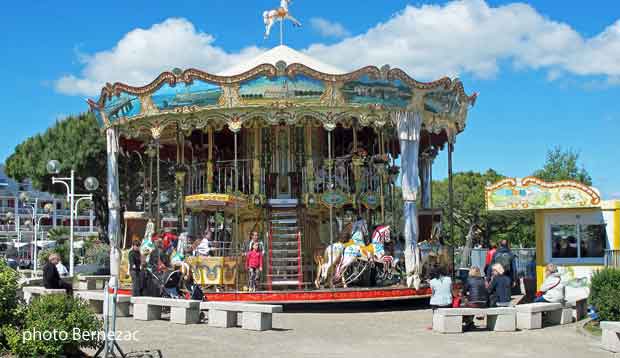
(187, 159), (257, 196)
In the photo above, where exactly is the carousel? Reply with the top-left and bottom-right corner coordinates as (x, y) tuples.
(88, 1), (477, 303)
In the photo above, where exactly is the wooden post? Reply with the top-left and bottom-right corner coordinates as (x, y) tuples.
(207, 127), (214, 193)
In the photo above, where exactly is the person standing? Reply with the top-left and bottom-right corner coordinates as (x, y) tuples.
(42, 253), (73, 296)
(484, 243), (497, 278)
(245, 242), (263, 292)
(490, 240), (517, 287)
(128, 239), (143, 296)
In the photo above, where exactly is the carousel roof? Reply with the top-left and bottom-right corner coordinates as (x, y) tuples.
(218, 45), (345, 76)
(88, 45), (477, 141)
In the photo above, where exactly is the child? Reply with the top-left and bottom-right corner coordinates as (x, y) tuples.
(246, 242), (263, 292)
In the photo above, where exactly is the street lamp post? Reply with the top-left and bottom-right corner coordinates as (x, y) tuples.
(47, 160), (98, 277)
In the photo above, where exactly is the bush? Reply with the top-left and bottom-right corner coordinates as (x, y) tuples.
(0, 259), (23, 349)
(3, 295), (103, 357)
(589, 268), (620, 322)
(83, 242), (110, 267)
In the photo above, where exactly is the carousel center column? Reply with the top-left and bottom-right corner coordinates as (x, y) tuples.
(393, 91), (424, 289)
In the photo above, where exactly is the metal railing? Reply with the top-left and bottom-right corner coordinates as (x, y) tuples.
(454, 247), (536, 278)
(303, 157), (385, 194)
(187, 159), (255, 195)
(604, 249), (620, 267)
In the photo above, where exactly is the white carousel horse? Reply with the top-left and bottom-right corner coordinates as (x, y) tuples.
(368, 225), (394, 277)
(314, 220), (359, 288)
(263, 0), (302, 39)
(140, 220), (156, 256)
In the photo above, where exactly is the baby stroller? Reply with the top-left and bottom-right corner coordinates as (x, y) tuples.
(145, 268), (182, 299)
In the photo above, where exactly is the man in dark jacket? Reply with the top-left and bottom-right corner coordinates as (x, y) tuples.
(490, 240), (517, 288)
(42, 253), (73, 295)
(128, 239), (143, 296)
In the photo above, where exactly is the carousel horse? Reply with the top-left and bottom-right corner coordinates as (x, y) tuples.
(263, 0), (302, 39)
(368, 225), (394, 279)
(140, 220), (156, 256)
(332, 219), (376, 288)
(314, 222), (354, 288)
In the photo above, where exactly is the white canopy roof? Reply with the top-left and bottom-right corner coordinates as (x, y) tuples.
(218, 45), (345, 76)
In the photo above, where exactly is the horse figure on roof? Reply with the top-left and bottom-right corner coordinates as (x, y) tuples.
(263, 0), (302, 39)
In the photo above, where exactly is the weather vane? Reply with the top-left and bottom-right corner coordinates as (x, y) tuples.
(263, 0), (302, 45)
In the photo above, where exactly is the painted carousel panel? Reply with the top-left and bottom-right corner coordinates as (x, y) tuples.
(239, 74), (325, 105)
(150, 80), (221, 111)
(342, 75), (411, 108)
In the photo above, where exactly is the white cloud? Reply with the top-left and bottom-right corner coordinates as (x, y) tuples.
(56, 1), (620, 96)
(305, 0), (620, 81)
(310, 17), (351, 38)
(55, 18), (263, 96)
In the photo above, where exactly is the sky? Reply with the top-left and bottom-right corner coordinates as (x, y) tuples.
(0, 0), (619, 198)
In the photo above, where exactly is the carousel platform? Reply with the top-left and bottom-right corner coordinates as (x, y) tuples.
(113, 286), (431, 304)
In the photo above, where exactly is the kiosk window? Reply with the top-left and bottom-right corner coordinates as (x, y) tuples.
(580, 224), (607, 258)
(551, 223), (606, 259)
(551, 225), (578, 258)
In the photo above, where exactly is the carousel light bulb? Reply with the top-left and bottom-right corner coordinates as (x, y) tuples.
(84, 177), (99, 192)
(46, 160), (61, 175)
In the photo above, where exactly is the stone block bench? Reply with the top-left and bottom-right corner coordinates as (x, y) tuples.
(433, 307), (516, 333)
(77, 275), (110, 290)
(74, 291), (131, 317)
(567, 296), (588, 321)
(201, 302), (283, 331)
(515, 302), (566, 330)
(22, 286), (66, 303)
(131, 297), (201, 325)
(601, 321), (620, 353)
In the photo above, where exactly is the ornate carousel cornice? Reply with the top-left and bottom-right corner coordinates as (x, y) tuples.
(89, 61), (476, 138)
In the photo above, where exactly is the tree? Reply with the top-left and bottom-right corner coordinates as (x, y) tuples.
(432, 169), (535, 248)
(532, 146), (592, 185)
(4, 113), (145, 241)
(5, 113), (109, 236)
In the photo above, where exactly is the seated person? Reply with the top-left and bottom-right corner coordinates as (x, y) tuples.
(535, 263), (565, 303)
(429, 267), (452, 310)
(42, 253), (73, 295)
(487, 263), (512, 307)
(462, 266), (488, 308)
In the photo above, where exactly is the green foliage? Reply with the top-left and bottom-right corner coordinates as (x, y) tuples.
(589, 268), (620, 322)
(38, 242), (71, 268)
(83, 241), (110, 267)
(0, 260), (23, 349)
(431, 169), (535, 247)
(46, 227), (70, 242)
(5, 113), (109, 237)
(3, 295), (103, 357)
(532, 146), (592, 185)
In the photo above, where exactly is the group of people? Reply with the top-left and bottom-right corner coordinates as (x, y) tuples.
(126, 227), (267, 297)
(429, 239), (566, 329)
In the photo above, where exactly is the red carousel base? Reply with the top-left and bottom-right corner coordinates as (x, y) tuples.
(205, 287), (431, 303)
(115, 287), (431, 304)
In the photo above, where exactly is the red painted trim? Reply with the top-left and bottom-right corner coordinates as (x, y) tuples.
(297, 231), (302, 290)
(203, 287), (432, 303)
(267, 226), (273, 291)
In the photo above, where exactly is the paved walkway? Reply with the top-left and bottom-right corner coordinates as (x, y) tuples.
(104, 308), (609, 358)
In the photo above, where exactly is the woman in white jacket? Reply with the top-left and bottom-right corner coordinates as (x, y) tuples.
(535, 263), (565, 303)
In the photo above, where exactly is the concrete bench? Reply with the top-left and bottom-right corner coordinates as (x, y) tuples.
(77, 275), (110, 290)
(567, 297), (588, 321)
(433, 307), (516, 333)
(22, 286), (66, 303)
(601, 321), (620, 353)
(515, 302), (564, 329)
(131, 297), (201, 325)
(74, 291), (131, 317)
(201, 302), (283, 331)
